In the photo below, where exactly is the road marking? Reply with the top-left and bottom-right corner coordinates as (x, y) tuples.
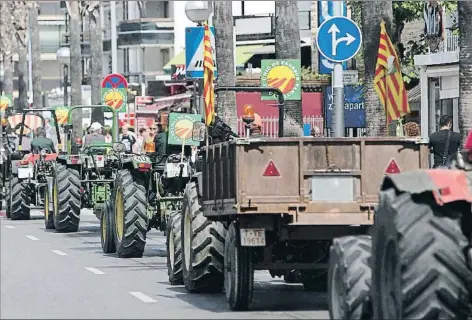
(85, 267), (105, 275)
(5, 226), (15, 229)
(129, 292), (157, 303)
(26, 235), (39, 241)
(51, 250), (67, 256)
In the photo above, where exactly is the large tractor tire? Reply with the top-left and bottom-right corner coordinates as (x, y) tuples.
(9, 178), (31, 220)
(167, 210), (183, 285)
(113, 170), (148, 258)
(181, 182), (226, 293)
(328, 235), (372, 320)
(44, 186), (55, 229)
(100, 200), (116, 254)
(224, 222), (254, 311)
(372, 189), (472, 320)
(53, 165), (81, 233)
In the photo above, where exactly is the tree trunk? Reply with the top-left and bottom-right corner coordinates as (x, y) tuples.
(360, 1), (393, 136)
(30, 3), (42, 108)
(13, 1), (29, 111)
(459, 2), (472, 142)
(310, 1), (319, 73)
(68, 1), (83, 139)
(0, 2), (14, 97)
(213, 1), (236, 131)
(275, 0), (303, 137)
(89, 4), (104, 123)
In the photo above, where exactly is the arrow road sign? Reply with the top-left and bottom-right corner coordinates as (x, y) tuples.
(317, 1), (348, 74)
(185, 26), (218, 79)
(316, 16), (362, 63)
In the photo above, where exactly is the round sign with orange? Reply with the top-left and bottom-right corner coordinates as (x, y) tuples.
(261, 59), (301, 100)
(55, 107), (69, 124)
(0, 95), (12, 111)
(174, 119), (193, 140)
(102, 89), (126, 110)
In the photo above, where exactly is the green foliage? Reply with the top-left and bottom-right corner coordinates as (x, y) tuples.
(300, 67), (331, 81)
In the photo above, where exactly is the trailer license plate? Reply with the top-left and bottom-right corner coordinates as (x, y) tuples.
(17, 167), (33, 179)
(240, 228), (266, 247)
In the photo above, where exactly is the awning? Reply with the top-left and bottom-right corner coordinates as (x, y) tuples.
(163, 44), (264, 70)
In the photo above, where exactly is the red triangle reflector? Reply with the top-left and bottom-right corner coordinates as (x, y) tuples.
(263, 161), (280, 177)
(385, 159), (401, 174)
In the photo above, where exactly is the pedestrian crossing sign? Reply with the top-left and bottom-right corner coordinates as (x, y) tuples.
(185, 26), (218, 79)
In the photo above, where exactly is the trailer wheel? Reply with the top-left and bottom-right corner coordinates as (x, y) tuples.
(44, 187), (55, 229)
(53, 166), (81, 233)
(100, 200), (116, 254)
(372, 189), (471, 320)
(10, 179), (31, 220)
(328, 235), (372, 320)
(181, 182), (226, 293)
(167, 210), (183, 285)
(113, 170), (148, 258)
(224, 222), (254, 311)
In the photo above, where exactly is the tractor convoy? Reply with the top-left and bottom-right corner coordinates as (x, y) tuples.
(2, 87), (471, 319)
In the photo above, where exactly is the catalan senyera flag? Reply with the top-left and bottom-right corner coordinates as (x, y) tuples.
(374, 21), (410, 122)
(203, 22), (215, 126)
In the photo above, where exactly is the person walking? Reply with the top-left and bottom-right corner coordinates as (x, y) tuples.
(428, 115), (461, 168)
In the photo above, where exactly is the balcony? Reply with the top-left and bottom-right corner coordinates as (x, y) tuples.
(436, 29), (459, 53)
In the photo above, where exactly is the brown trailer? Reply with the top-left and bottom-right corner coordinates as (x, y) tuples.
(165, 86), (429, 312)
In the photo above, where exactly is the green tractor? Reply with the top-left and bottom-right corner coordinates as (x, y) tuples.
(48, 105), (152, 233)
(100, 111), (201, 258)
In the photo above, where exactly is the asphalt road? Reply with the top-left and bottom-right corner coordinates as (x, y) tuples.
(1, 210), (329, 319)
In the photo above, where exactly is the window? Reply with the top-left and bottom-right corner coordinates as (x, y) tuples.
(298, 11), (311, 31)
(39, 24), (64, 54)
(39, 2), (62, 16)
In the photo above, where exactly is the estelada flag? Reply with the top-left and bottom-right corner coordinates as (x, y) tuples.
(374, 21), (410, 122)
(203, 22), (215, 126)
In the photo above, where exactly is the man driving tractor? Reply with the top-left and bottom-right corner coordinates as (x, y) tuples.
(31, 127), (56, 153)
(83, 122), (106, 148)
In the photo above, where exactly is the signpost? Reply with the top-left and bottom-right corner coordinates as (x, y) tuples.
(317, 1), (348, 74)
(101, 73), (128, 113)
(185, 26), (218, 79)
(316, 14), (362, 137)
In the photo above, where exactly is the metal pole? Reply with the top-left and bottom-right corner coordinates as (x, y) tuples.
(63, 65), (69, 106)
(331, 1), (345, 138)
(110, 1), (118, 73)
(27, 13), (33, 105)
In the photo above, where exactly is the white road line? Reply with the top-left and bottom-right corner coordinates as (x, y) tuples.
(84, 267), (105, 275)
(129, 292), (157, 303)
(51, 250), (67, 256)
(26, 235), (39, 241)
(5, 226), (15, 229)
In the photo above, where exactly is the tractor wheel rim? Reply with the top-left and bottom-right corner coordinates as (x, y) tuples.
(52, 180), (58, 217)
(115, 189), (124, 241)
(44, 190), (49, 221)
(183, 208), (191, 271)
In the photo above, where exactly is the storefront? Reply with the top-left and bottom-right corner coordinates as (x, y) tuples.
(414, 50), (459, 140)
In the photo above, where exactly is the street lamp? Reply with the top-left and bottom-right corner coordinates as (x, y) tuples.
(56, 46), (70, 106)
(185, 1), (212, 24)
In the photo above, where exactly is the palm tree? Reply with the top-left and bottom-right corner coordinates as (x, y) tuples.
(0, 2), (14, 98)
(213, 1), (236, 131)
(275, 0), (303, 137)
(459, 2), (472, 143)
(67, 1), (83, 139)
(30, 2), (42, 108)
(84, 1), (104, 123)
(12, 1), (29, 110)
(360, 2), (393, 136)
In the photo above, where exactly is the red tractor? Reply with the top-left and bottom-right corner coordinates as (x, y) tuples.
(328, 132), (472, 320)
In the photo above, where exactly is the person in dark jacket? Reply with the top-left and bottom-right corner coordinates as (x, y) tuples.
(153, 123), (167, 160)
(429, 115), (461, 168)
(31, 127), (56, 153)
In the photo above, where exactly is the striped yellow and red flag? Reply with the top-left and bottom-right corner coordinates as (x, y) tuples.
(203, 22), (215, 126)
(374, 21), (410, 122)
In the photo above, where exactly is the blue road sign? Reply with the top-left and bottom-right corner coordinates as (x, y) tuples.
(317, 1), (347, 74)
(325, 85), (365, 128)
(316, 16), (362, 63)
(185, 26), (218, 79)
